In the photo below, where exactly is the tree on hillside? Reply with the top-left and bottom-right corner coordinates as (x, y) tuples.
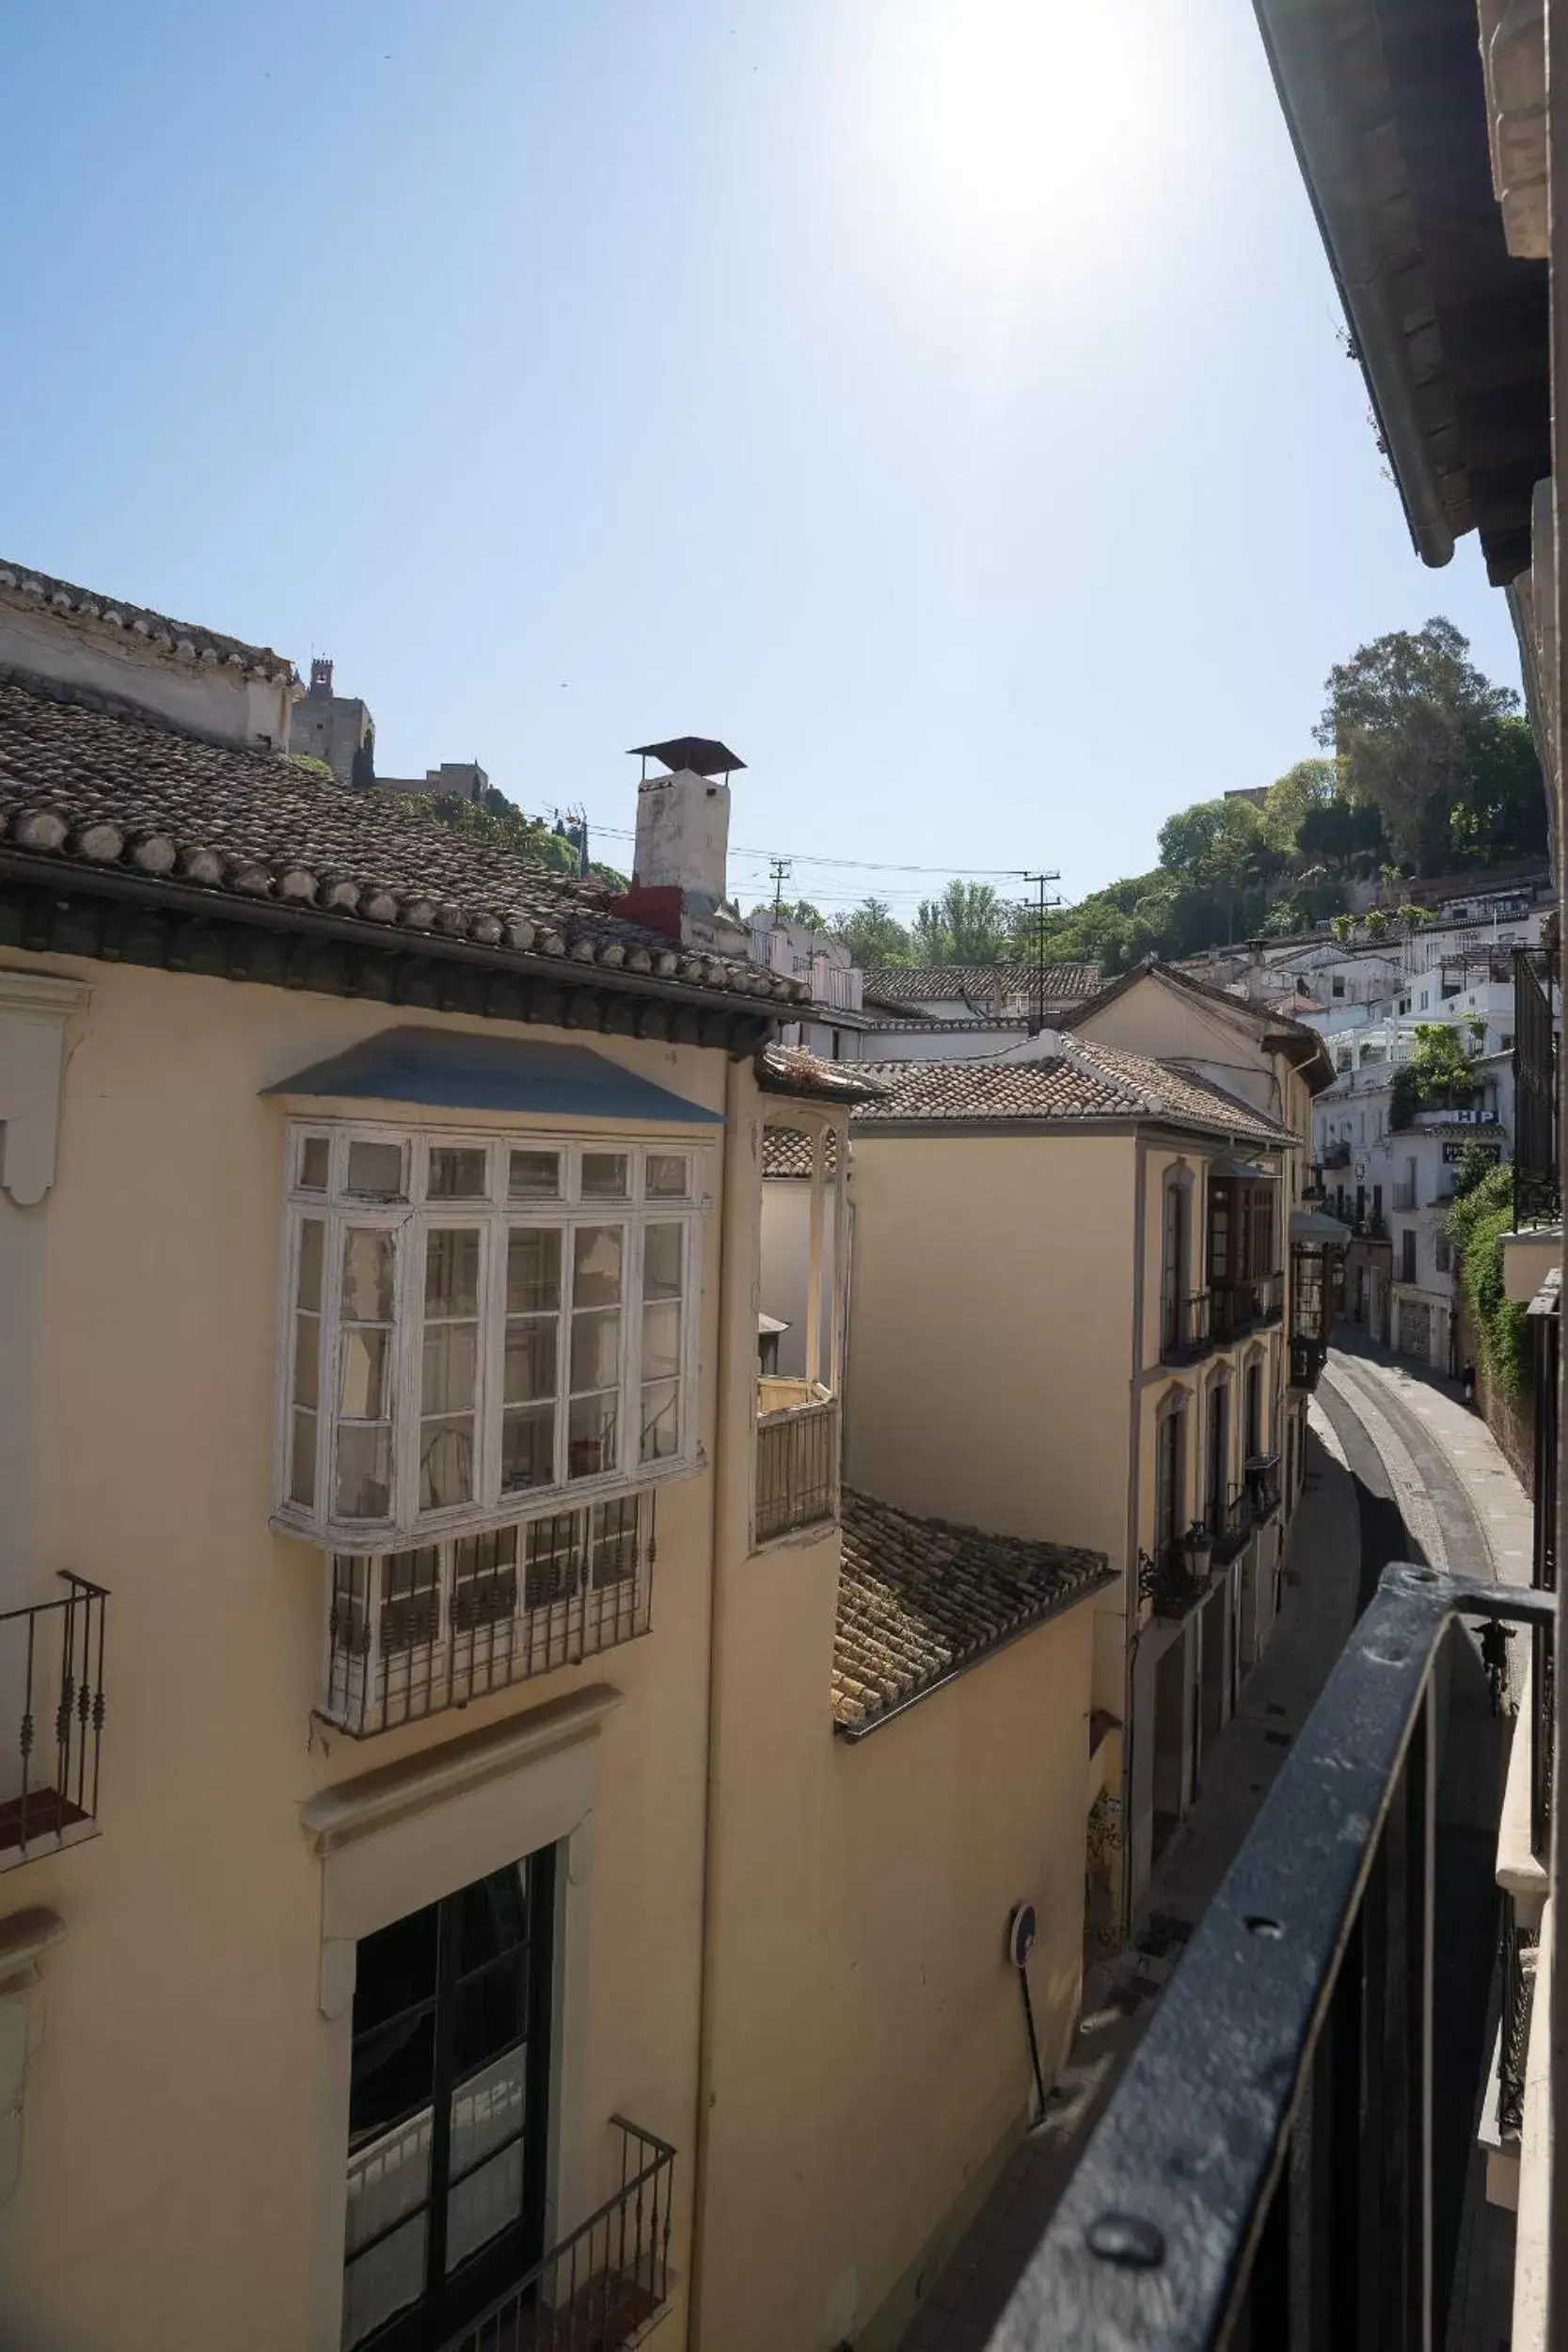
(1157, 796), (1274, 939)
(1448, 712), (1550, 865)
(1316, 618), (1525, 867)
(1297, 794), (1386, 870)
(911, 881), (1012, 965)
(831, 897), (913, 966)
(1263, 757), (1337, 853)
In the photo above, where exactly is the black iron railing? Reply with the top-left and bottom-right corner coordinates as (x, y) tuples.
(442, 2118), (675, 2352)
(755, 1393), (840, 1543)
(1513, 946), (1558, 1230)
(1161, 1292), (1212, 1364)
(982, 1567), (1553, 2352)
(0, 1575), (108, 1865)
(1139, 1536), (1213, 1620)
(1245, 1452), (1282, 1525)
(1289, 1335), (1327, 1391)
(1497, 1899), (1536, 2140)
(1530, 1291), (1558, 1856)
(1212, 1273), (1285, 1344)
(1211, 1484), (1252, 1566)
(325, 1505), (652, 1738)
(1323, 1139), (1352, 1168)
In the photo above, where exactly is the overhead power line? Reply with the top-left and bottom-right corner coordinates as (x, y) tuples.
(575, 813), (1032, 879)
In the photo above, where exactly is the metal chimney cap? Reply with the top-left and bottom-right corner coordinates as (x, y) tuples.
(627, 737), (746, 777)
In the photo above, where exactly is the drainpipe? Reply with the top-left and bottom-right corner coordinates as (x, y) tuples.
(688, 1047), (750, 2351)
(1120, 1136), (1149, 1942)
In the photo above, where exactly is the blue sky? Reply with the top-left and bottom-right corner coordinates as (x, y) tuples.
(1, 0), (1525, 918)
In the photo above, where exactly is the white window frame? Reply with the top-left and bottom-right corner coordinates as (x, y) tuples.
(274, 1120), (709, 1549)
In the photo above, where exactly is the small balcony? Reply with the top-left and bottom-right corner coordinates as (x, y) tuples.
(1211, 1271), (1284, 1343)
(1245, 1450), (1282, 1525)
(1322, 1138), (1352, 1168)
(755, 1382), (841, 1543)
(1160, 1291), (1212, 1365)
(1139, 1532), (1215, 1621)
(1211, 1483), (1252, 1565)
(323, 1503), (653, 1739)
(440, 2117), (675, 2352)
(0, 1576), (109, 1867)
(1289, 1333), (1327, 1391)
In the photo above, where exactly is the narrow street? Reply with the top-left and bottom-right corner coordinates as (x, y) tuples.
(898, 1338), (1528, 2352)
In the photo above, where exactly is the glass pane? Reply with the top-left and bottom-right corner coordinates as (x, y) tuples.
(507, 1227), (562, 1315)
(336, 1423), (392, 1519)
(642, 1223), (682, 1301)
(568, 1391), (617, 1478)
(446, 2138), (523, 2275)
(291, 1408), (317, 1506)
(641, 1300), (681, 1382)
(455, 1867), (528, 1975)
(427, 1146), (487, 1200)
(581, 1152), (628, 1200)
(341, 1327), (391, 1420)
(450, 2043), (527, 2180)
(342, 2205), (428, 2349)
(293, 1312), (321, 1411)
(353, 1902), (439, 2040)
(421, 1323), (477, 1416)
(297, 1218), (325, 1311)
(502, 1405), (555, 1492)
(570, 1307), (621, 1394)
(573, 1224), (623, 1307)
(420, 1419), (474, 1511)
(504, 1319), (557, 1404)
(641, 1379), (679, 1464)
(425, 1230), (480, 1318)
(454, 1957), (526, 2074)
(645, 1152), (688, 1199)
(299, 1136), (329, 1192)
(341, 1230), (394, 1323)
(346, 1140), (405, 1200)
(509, 1149), (561, 1201)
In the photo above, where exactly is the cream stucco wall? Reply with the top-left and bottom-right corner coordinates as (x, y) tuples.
(0, 953), (737, 2352)
(694, 1570), (1097, 2352)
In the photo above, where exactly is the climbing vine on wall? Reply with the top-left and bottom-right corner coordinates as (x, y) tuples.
(1447, 1163), (1528, 1394)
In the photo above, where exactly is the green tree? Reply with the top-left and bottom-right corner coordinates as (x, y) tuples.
(830, 898), (913, 966)
(1263, 757), (1337, 854)
(1389, 1019), (1482, 1126)
(1448, 714), (1549, 865)
(1316, 617), (1520, 867)
(911, 881), (1012, 964)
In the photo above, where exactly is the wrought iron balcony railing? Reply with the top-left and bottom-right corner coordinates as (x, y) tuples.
(441, 2117), (675, 2352)
(1138, 1534), (1213, 1621)
(324, 1503), (652, 1738)
(0, 1575), (109, 1867)
(1211, 1484), (1252, 1566)
(981, 1567), (1552, 2352)
(1211, 1273), (1285, 1344)
(1245, 1452), (1282, 1526)
(1289, 1334), (1327, 1391)
(1161, 1292), (1212, 1365)
(755, 1385), (840, 1544)
(1392, 1182), (1418, 1213)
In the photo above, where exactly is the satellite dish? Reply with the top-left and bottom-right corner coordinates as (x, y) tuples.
(1007, 1903), (1037, 1969)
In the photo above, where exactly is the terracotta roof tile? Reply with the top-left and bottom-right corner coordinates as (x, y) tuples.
(761, 1126), (840, 1179)
(0, 561), (293, 681)
(833, 1488), (1111, 1736)
(865, 961), (1101, 1005)
(849, 1034), (1295, 1146)
(755, 1043), (892, 1104)
(0, 672), (803, 1009)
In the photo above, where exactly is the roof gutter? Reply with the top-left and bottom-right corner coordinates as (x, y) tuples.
(833, 1563), (1117, 1741)
(1252, 0), (1456, 567)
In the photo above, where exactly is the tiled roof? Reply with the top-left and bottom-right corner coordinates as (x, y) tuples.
(761, 1126), (840, 1179)
(755, 1043), (892, 1103)
(850, 1034), (1296, 1145)
(833, 1488), (1111, 1737)
(0, 561), (293, 683)
(0, 673), (802, 1006)
(1065, 957), (1335, 1088)
(865, 961), (1101, 1005)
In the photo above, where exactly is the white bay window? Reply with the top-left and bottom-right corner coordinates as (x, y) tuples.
(277, 1124), (706, 1549)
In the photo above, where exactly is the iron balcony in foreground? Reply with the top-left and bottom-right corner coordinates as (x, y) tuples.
(0, 1574), (109, 1867)
(983, 1565), (1553, 2352)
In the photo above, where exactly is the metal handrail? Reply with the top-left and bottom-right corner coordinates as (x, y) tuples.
(0, 1572), (110, 1863)
(441, 2116), (676, 2352)
(983, 1567), (1553, 2350)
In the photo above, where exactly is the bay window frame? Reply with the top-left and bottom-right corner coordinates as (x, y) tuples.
(273, 1120), (708, 1550)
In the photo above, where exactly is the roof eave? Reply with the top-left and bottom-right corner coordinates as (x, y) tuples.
(834, 1562), (1117, 1741)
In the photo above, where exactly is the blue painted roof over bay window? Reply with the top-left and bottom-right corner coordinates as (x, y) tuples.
(263, 1027), (722, 1124)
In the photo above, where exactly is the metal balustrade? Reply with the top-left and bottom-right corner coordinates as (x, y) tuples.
(441, 2119), (675, 2352)
(1161, 1292), (1212, 1365)
(982, 1567), (1553, 2352)
(754, 1391), (840, 1543)
(0, 1574), (109, 1866)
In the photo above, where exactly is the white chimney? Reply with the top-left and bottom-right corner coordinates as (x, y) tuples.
(627, 737), (748, 952)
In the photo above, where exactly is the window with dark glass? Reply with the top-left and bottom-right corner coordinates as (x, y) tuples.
(341, 1852), (556, 2352)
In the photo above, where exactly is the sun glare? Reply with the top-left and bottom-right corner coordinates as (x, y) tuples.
(845, 0), (1184, 294)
